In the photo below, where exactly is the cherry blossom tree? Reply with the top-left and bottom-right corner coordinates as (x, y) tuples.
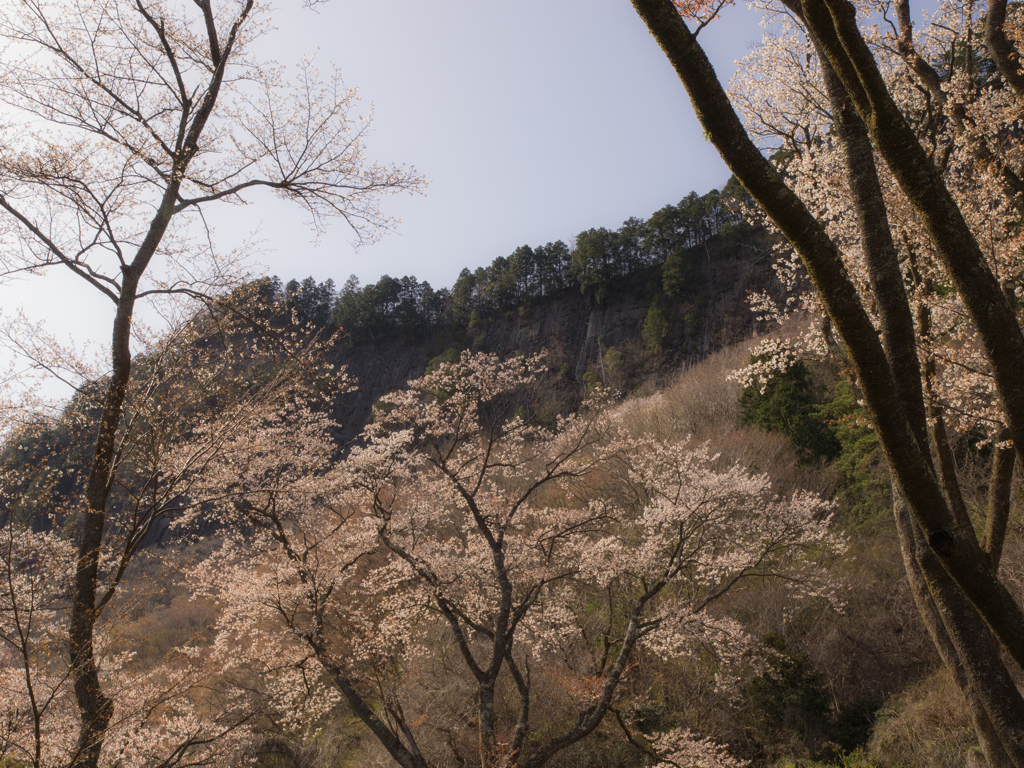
(0, 291), (353, 767)
(629, 0), (1024, 764)
(0, 0), (422, 763)
(190, 351), (841, 768)
(650, 728), (749, 768)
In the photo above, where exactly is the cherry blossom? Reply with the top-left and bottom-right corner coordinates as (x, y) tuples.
(195, 351), (842, 768)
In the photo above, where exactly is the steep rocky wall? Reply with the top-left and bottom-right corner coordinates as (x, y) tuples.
(330, 289), (651, 439)
(327, 340), (430, 440)
(329, 240), (776, 440)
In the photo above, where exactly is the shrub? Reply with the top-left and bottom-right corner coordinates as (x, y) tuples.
(745, 633), (831, 757)
(868, 670), (977, 768)
(818, 381), (892, 523)
(738, 360), (840, 464)
(642, 299), (669, 354)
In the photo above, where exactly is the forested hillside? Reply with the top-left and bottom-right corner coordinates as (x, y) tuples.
(0, 317), (971, 768)
(4, 0), (1024, 766)
(272, 181), (781, 437)
(0, 182), (778, 533)
(0, 182), (990, 768)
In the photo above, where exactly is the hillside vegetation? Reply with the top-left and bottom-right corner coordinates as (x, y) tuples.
(4, 0), (1024, 761)
(2, 307), (994, 767)
(2, 176), (1014, 767)
(281, 182), (781, 440)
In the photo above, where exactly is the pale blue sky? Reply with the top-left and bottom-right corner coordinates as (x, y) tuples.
(0, 1), (764, 381)
(210, 0), (764, 290)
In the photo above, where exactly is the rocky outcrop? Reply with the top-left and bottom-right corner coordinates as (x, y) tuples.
(330, 234), (777, 440)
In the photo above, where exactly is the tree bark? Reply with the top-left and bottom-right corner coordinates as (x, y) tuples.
(986, 0), (1024, 101)
(984, 430), (1016, 572)
(814, 45), (928, 452)
(895, 496), (1019, 768)
(820, 27), (1024, 760)
(69, 271), (142, 768)
(629, 0), (1024, 674)
(65, 5), (254, 761)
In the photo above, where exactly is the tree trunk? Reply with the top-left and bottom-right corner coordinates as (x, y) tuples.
(68, 284), (139, 768)
(627, 0), (1024, 758)
(896, 495), (1024, 767)
(69, 204), (174, 767)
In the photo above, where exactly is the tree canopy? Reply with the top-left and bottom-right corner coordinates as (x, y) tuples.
(0, 0), (422, 763)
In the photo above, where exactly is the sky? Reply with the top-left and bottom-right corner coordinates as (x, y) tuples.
(0, 0), (766, 386)
(214, 0), (766, 291)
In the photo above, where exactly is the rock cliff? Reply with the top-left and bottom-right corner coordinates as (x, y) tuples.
(329, 232), (777, 440)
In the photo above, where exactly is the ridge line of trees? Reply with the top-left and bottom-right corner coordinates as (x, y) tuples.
(274, 179), (754, 342)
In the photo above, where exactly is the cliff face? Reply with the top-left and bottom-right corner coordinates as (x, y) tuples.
(330, 232), (777, 440)
(477, 290), (647, 380)
(326, 290), (607, 439)
(327, 339), (431, 440)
